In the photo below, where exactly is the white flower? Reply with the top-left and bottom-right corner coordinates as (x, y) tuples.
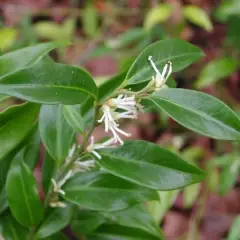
(49, 201), (66, 208)
(148, 56), (172, 90)
(86, 136), (116, 159)
(74, 159), (96, 172)
(98, 104), (132, 145)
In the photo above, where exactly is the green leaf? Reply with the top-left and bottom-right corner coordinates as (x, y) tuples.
(6, 158), (44, 227)
(214, 0), (240, 22)
(71, 210), (106, 235)
(83, 4), (98, 37)
(219, 154), (240, 195)
(88, 224), (161, 240)
(63, 171), (159, 212)
(0, 213), (29, 240)
(98, 72), (126, 102)
(0, 27), (17, 51)
(99, 140), (205, 190)
(0, 57), (98, 104)
(195, 58), (239, 88)
(39, 105), (75, 167)
(126, 39), (204, 86)
(184, 5), (213, 31)
(147, 190), (179, 223)
(227, 16), (240, 51)
(43, 232), (69, 240)
(148, 88), (240, 140)
(36, 205), (73, 239)
(0, 103), (39, 161)
(183, 183), (200, 208)
(107, 28), (145, 49)
(42, 151), (56, 195)
(103, 204), (163, 239)
(227, 216), (240, 240)
(63, 105), (85, 133)
(0, 42), (62, 77)
(144, 4), (173, 30)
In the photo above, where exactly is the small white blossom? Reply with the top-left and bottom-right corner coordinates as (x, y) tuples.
(74, 159), (96, 172)
(87, 136), (116, 159)
(98, 104), (132, 145)
(49, 201), (66, 208)
(148, 56), (172, 90)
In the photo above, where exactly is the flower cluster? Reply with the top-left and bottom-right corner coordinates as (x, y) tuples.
(98, 95), (138, 145)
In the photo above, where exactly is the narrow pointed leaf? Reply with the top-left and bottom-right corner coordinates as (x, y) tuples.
(36, 206), (73, 239)
(0, 103), (39, 161)
(99, 140), (205, 190)
(148, 88), (240, 140)
(0, 57), (98, 104)
(39, 105), (75, 166)
(0, 42), (63, 77)
(63, 172), (159, 212)
(63, 105), (85, 133)
(6, 158), (44, 227)
(126, 39), (204, 85)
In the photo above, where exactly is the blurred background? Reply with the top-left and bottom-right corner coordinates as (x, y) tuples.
(0, 0), (239, 239)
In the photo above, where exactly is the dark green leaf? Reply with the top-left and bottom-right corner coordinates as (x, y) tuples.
(103, 204), (163, 239)
(36, 205), (73, 239)
(0, 213), (29, 240)
(43, 232), (69, 240)
(63, 105), (85, 133)
(99, 140), (205, 190)
(227, 16), (240, 51)
(148, 88), (240, 140)
(126, 39), (204, 86)
(42, 151), (56, 195)
(88, 224), (161, 240)
(0, 103), (39, 161)
(0, 42), (62, 77)
(0, 57), (98, 104)
(6, 158), (44, 227)
(227, 216), (240, 240)
(63, 171), (159, 212)
(0, 188), (8, 215)
(71, 210), (106, 235)
(195, 58), (239, 88)
(39, 105), (75, 167)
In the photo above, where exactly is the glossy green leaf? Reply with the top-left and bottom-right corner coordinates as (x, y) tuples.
(144, 4), (173, 30)
(6, 158), (44, 227)
(63, 171), (159, 212)
(83, 4), (98, 37)
(107, 28), (145, 49)
(99, 140), (205, 190)
(88, 224), (161, 240)
(126, 39), (204, 86)
(195, 58), (239, 88)
(71, 210), (106, 235)
(184, 5), (213, 31)
(42, 151), (57, 195)
(0, 42), (61, 77)
(39, 105), (75, 166)
(98, 72), (126, 102)
(36, 205), (73, 239)
(148, 88), (240, 140)
(103, 204), (163, 239)
(0, 213), (29, 240)
(227, 216), (240, 240)
(63, 105), (85, 133)
(0, 103), (39, 161)
(0, 57), (98, 104)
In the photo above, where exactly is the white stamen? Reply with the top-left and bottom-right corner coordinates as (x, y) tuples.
(74, 160), (96, 172)
(148, 56), (162, 77)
